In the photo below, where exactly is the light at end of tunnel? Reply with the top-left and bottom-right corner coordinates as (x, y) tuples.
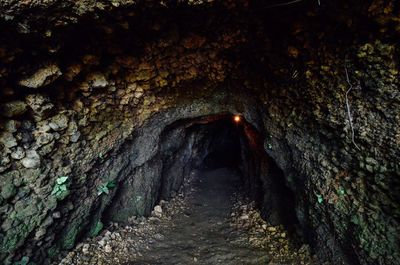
(234, 115), (241, 123)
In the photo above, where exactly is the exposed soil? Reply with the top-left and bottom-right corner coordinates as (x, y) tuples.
(59, 168), (328, 265)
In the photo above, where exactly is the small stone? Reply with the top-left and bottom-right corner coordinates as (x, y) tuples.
(88, 72), (108, 88)
(1, 101), (27, 118)
(70, 132), (81, 143)
(65, 64), (82, 81)
(21, 150), (40, 168)
(134, 90), (143, 99)
(267, 227), (277, 232)
(104, 244), (112, 253)
(98, 239), (106, 247)
(49, 114), (69, 131)
(19, 64), (61, 88)
(82, 244), (90, 253)
(39, 141), (55, 156)
(35, 132), (54, 146)
(240, 215), (249, 220)
(34, 227), (47, 240)
(25, 94), (54, 120)
(0, 132), (17, 148)
(153, 233), (164, 240)
(365, 164), (374, 173)
(154, 205), (162, 213)
(365, 157), (378, 165)
(4, 120), (20, 133)
(11, 147), (25, 160)
(1, 184), (17, 200)
(52, 211), (61, 218)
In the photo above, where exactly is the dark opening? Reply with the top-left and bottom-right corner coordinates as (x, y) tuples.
(198, 117), (242, 169)
(168, 115), (299, 227)
(101, 114), (298, 239)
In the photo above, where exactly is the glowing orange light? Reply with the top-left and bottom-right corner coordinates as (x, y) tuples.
(234, 115), (241, 122)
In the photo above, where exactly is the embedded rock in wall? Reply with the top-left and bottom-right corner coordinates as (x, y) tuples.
(19, 64), (61, 89)
(1, 101), (27, 118)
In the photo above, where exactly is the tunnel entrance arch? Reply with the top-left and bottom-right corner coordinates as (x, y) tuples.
(101, 113), (298, 230)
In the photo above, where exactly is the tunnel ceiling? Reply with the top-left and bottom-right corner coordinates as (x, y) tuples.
(0, 0), (399, 264)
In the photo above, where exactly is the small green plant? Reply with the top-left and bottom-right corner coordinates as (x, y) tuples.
(97, 182), (115, 196)
(337, 186), (345, 195)
(51, 176), (68, 197)
(316, 194), (323, 203)
(351, 216), (359, 225)
(136, 195), (142, 202)
(267, 143), (273, 149)
(14, 256), (36, 265)
(99, 152), (103, 159)
(47, 246), (60, 259)
(89, 221), (103, 237)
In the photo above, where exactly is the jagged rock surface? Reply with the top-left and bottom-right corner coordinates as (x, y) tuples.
(0, 0), (399, 264)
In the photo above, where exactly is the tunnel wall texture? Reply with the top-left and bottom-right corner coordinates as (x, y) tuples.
(0, 0), (399, 264)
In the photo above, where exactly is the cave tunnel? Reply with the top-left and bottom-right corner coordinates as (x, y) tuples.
(0, 0), (399, 265)
(101, 114), (297, 229)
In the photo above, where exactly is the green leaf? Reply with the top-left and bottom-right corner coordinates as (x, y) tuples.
(351, 216), (359, 225)
(97, 186), (103, 195)
(316, 194), (323, 203)
(51, 186), (59, 195)
(99, 152), (103, 159)
(337, 187), (345, 195)
(14, 256), (29, 265)
(57, 176), (68, 184)
(89, 221), (103, 237)
(107, 183), (115, 188)
(59, 184), (67, 191)
(103, 186), (109, 194)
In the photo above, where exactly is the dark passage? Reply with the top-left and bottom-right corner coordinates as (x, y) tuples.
(124, 116), (305, 265)
(58, 115), (322, 265)
(202, 120), (241, 169)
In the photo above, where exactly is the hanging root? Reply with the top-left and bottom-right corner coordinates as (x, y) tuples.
(344, 62), (361, 151)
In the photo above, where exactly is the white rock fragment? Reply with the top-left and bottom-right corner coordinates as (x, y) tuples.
(88, 72), (108, 88)
(19, 64), (61, 88)
(240, 215), (249, 220)
(21, 150), (40, 168)
(104, 244), (112, 253)
(152, 205), (163, 217)
(82, 243), (90, 253)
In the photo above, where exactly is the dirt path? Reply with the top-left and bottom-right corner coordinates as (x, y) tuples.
(60, 168), (327, 265)
(129, 168), (270, 265)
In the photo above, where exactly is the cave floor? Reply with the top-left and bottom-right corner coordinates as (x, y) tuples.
(59, 168), (327, 265)
(129, 167), (270, 265)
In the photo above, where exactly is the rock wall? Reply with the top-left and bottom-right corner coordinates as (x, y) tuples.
(0, 0), (399, 264)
